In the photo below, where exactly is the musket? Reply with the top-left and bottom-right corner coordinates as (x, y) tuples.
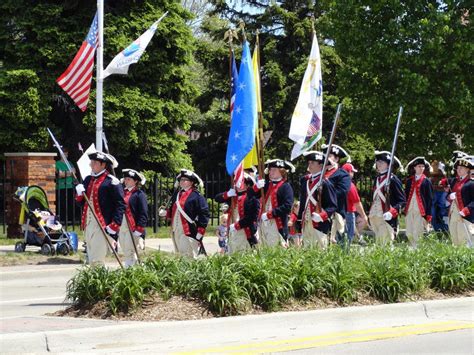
(101, 136), (142, 264)
(47, 128), (124, 269)
(313, 103), (342, 212)
(383, 106), (403, 213)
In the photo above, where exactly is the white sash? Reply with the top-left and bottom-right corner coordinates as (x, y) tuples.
(373, 175), (388, 203)
(175, 192), (195, 225)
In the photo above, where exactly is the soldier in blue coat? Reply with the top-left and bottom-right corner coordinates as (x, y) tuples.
(448, 156), (474, 246)
(75, 151), (126, 266)
(321, 144), (352, 244)
(119, 169), (148, 267)
(163, 170), (210, 258)
(368, 151), (406, 245)
(298, 151), (338, 249)
(256, 159), (295, 247)
(215, 173), (260, 253)
(404, 157), (434, 247)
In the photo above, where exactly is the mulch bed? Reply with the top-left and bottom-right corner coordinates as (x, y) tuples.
(53, 290), (473, 322)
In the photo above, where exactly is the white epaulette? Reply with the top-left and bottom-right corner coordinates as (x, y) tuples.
(110, 175), (121, 185)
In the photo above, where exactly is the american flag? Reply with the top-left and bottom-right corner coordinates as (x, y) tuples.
(230, 51), (244, 188)
(56, 13), (98, 112)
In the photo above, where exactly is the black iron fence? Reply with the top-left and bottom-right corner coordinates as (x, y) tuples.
(0, 160), (377, 234)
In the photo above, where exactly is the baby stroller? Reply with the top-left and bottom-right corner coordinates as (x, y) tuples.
(13, 186), (78, 255)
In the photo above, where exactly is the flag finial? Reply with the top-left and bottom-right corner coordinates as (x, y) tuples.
(238, 20), (247, 41)
(224, 29), (238, 47)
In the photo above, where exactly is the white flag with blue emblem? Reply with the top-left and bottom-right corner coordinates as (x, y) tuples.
(289, 33), (323, 160)
(103, 12), (168, 79)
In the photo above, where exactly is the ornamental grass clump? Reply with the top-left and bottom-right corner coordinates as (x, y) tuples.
(320, 247), (360, 304)
(425, 242), (474, 292)
(238, 247), (295, 311)
(362, 247), (423, 302)
(288, 247), (326, 299)
(66, 266), (117, 307)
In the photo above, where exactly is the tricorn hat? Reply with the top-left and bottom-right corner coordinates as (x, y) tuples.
(303, 150), (325, 163)
(175, 169), (203, 187)
(264, 159), (296, 174)
(405, 157), (432, 173)
(454, 156), (474, 170)
(321, 144), (351, 162)
(122, 169), (146, 185)
(88, 151), (118, 168)
(374, 150), (403, 172)
(450, 151), (468, 166)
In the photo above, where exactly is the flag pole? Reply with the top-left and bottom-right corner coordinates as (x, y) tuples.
(224, 28), (238, 229)
(310, 15), (319, 151)
(254, 30), (265, 180)
(96, 0), (104, 152)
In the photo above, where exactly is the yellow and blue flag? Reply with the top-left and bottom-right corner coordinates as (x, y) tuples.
(226, 41), (257, 175)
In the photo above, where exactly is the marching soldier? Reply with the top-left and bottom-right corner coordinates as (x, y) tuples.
(256, 159), (295, 247)
(321, 144), (352, 244)
(298, 151), (338, 249)
(75, 151), (126, 266)
(404, 157), (434, 247)
(369, 151), (406, 245)
(163, 170), (210, 258)
(119, 169), (148, 267)
(215, 173), (260, 253)
(448, 155), (473, 247)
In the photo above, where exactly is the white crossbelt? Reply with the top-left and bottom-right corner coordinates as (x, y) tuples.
(175, 193), (195, 225)
(373, 176), (388, 203)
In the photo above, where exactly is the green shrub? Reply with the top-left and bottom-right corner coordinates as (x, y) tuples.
(66, 238), (474, 315)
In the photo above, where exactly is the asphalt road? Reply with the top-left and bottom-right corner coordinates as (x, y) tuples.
(0, 240), (472, 354)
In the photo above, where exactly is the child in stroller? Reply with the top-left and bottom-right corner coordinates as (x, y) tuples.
(13, 186), (77, 255)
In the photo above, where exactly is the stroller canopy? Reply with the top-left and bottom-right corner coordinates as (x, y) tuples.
(15, 186), (50, 224)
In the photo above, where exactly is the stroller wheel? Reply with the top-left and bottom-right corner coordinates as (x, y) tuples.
(40, 243), (52, 256)
(57, 243), (70, 256)
(14, 242), (26, 253)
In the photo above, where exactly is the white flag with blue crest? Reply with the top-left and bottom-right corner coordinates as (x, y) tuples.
(103, 12), (168, 79)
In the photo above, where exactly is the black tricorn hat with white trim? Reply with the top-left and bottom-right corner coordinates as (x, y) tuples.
(88, 151), (119, 168)
(405, 157), (432, 173)
(122, 169), (146, 185)
(454, 156), (474, 170)
(321, 144), (351, 162)
(303, 150), (325, 163)
(264, 159), (296, 173)
(374, 150), (403, 172)
(175, 169), (203, 187)
(450, 150), (468, 165)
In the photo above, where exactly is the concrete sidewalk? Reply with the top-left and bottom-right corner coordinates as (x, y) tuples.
(0, 236), (221, 256)
(1, 297), (472, 353)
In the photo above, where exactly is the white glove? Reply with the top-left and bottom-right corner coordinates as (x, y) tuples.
(311, 212), (323, 223)
(449, 192), (456, 200)
(227, 188), (236, 197)
(261, 212), (269, 221)
(229, 223), (237, 233)
(256, 179), (265, 189)
(105, 225), (117, 235)
(158, 208), (167, 217)
(459, 210), (466, 217)
(195, 233), (203, 241)
(383, 211), (393, 221)
(133, 230), (142, 238)
(75, 184), (85, 196)
(138, 237), (145, 250)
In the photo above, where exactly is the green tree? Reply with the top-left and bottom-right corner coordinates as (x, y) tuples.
(327, 0), (473, 162)
(1, 1), (196, 173)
